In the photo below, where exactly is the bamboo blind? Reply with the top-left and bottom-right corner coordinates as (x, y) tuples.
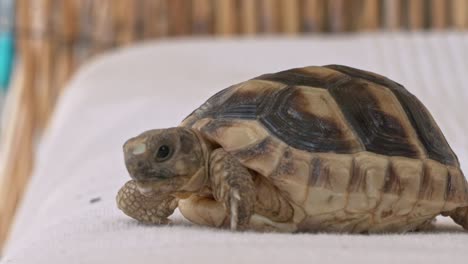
(1, 0), (467, 250)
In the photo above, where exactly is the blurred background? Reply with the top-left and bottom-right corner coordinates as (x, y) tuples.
(0, 0), (467, 250)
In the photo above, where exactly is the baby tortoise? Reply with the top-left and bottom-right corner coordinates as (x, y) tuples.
(117, 65), (468, 233)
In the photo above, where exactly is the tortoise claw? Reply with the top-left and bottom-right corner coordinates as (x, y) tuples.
(230, 189), (241, 230)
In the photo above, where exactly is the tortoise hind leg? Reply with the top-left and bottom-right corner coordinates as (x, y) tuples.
(178, 195), (228, 228)
(413, 218), (437, 232)
(448, 181), (468, 230)
(449, 206), (468, 230)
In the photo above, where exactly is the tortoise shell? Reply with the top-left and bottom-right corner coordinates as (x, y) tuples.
(181, 65), (467, 232)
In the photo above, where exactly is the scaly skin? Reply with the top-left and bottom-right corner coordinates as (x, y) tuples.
(209, 149), (257, 230)
(450, 206), (468, 229)
(117, 180), (178, 224)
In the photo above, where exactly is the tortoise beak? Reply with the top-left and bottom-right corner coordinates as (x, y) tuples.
(134, 180), (176, 197)
(134, 180), (157, 196)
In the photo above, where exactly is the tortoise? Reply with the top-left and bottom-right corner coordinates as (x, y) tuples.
(116, 65), (468, 233)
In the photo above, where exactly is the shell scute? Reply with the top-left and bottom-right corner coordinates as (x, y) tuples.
(259, 86), (363, 153)
(345, 153), (388, 214)
(253, 66), (347, 88)
(303, 154), (353, 215)
(325, 64), (459, 166)
(387, 157), (423, 216)
(328, 78), (425, 159)
(231, 136), (287, 177)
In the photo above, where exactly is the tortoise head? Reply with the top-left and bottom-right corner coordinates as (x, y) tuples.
(123, 127), (207, 196)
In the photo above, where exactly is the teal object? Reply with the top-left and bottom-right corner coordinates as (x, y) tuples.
(0, 0), (15, 91)
(0, 31), (14, 91)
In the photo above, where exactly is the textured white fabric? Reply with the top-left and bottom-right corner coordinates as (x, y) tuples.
(2, 33), (468, 264)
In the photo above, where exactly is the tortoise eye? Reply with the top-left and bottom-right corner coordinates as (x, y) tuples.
(155, 145), (171, 161)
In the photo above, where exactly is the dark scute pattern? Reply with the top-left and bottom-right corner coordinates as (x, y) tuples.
(254, 68), (344, 88)
(212, 86), (279, 120)
(308, 157), (332, 189)
(445, 172), (453, 201)
(184, 83), (277, 122)
(383, 162), (402, 195)
(216, 104), (258, 119)
(201, 119), (235, 136)
(272, 147), (295, 176)
(232, 137), (272, 160)
(418, 165), (431, 200)
(395, 94), (459, 165)
(348, 158), (366, 193)
(308, 158), (322, 187)
(328, 79), (421, 158)
(325, 65), (405, 90)
(182, 86), (234, 125)
(259, 87), (354, 153)
(326, 64), (458, 166)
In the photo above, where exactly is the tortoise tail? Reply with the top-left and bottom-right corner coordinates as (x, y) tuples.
(449, 206), (468, 230)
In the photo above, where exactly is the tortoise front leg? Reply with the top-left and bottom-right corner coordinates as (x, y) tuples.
(117, 180), (178, 224)
(209, 149), (256, 230)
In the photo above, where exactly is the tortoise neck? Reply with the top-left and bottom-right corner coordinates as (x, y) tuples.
(190, 128), (211, 173)
(178, 128), (212, 193)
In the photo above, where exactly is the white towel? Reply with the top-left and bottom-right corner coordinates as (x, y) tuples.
(2, 32), (468, 264)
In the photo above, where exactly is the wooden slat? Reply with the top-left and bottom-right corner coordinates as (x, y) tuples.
(167, 0), (191, 36)
(239, 0), (257, 34)
(383, 0), (401, 30)
(14, 0), (29, 53)
(0, 53), (36, 251)
(90, 0), (114, 54)
(214, 0), (237, 35)
(280, 0), (299, 34)
(114, 0), (136, 45)
(452, 0), (467, 29)
(360, 0), (380, 31)
(302, 0), (325, 32)
(327, 0), (346, 32)
(0, 0), (35, 249)
(31, 0), (53, 130)
(54, 0), (77, 95)
(431, 0), (447, 30)
(141, 0), (169, 38)
(408, 0), (425, 30)
(192, 0), (213, 34)
(58, 0), (78, 49)
(258, 0), (279, 33)
(74, 0), (92, 63)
